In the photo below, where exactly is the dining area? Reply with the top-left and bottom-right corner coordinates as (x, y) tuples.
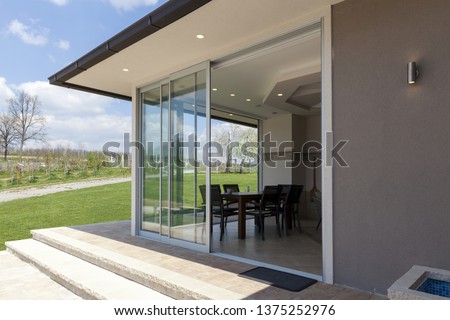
(199, 182), (322, 275)
(200, 183), (309, 241)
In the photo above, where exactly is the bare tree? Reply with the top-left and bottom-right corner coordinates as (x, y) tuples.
(8, 90), (47, 161)
(234, 126), (258, 173)
(212, 123), (257, 173)
(212, 124), (234, 173)
(0, 113), (18, 160)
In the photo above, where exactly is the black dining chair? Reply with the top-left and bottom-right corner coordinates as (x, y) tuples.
(210, 185), (238, 241)
(245, 185), (281, 240)
(199, 184), (238, 240)
(223, 184), (257, 209)
(223, 184), (240, 193)
(278, 184), (291, 214)
(278, 184), (304, 234)
(222, 184), (239, 208)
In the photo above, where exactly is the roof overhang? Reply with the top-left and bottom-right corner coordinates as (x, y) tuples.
(48, 0), (211, 100)
(49, 0), (343, 100)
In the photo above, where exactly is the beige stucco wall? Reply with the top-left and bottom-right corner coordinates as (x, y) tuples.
(332, 0), (450, 293)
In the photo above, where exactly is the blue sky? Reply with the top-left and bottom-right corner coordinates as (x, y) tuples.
(0, 0), (168, 150)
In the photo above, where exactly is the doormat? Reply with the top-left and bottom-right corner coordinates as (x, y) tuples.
(239, 267), (317, 292)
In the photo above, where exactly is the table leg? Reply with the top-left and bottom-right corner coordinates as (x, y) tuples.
(238, 198), (246, 239)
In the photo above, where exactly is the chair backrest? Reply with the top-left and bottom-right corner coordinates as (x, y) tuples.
(199, 184), (224, 210)
(285, 184), (304, 205)
(278, 184), (291, 203)
(223, 184), (240, 193)
(210, 185), (224, 208)
(260, 185), (281, 210)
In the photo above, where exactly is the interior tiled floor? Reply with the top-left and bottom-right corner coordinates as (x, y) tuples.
(211, 217), (323, 276)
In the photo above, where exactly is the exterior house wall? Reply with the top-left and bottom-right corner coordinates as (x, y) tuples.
(332, 0), (450, 293)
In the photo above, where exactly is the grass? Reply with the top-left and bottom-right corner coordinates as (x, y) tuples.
(0, 167), (131, 191)
(0, 181), (131, 251)
(0, 172), (257, 251)
(144, 171), (258, 207)
(210, 172), (258, 191)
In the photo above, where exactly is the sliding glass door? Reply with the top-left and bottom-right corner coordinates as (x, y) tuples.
(139, 62), (210, 250)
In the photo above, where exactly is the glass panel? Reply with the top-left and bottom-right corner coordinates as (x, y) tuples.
(170, 70), (207, 244)
(142, 87), (161, 233)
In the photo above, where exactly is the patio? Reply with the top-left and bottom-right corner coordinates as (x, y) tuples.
(4, 220), (385, 300)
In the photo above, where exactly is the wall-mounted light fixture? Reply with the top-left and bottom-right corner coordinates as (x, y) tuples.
(407, 62), (419, 84)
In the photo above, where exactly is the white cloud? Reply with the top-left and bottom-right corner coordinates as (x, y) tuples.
(0, 77), (15, 111)
(107, 0), (159, 12)
(48, 0), (70, 6)
(57, 39), (70, 50)
(7, 19), (49, 46)
(1, 79), (131, 150)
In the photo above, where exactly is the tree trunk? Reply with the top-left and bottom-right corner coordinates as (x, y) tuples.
(239, 159), (244, 174)
(19, 141), (24, 163)
(225, 145), (232, 173)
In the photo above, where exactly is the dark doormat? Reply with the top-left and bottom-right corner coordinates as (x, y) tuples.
(239, 267), (317, 292)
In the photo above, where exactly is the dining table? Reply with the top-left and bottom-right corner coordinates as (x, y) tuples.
(221, 191), (262, 239)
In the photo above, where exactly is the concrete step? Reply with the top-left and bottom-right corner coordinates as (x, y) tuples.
(6, 239), (173, 300)
(31, 228), (244, 300)
(0, 251), (81, 300)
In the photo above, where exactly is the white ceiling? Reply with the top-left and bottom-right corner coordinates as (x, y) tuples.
(211, 28), (321, 120)
(65, 0), (343, 119)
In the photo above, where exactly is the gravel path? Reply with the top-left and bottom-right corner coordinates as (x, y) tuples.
(0, 177), (131, 203)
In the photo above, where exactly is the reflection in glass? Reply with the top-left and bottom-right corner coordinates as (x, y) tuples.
(142, 87), (161, 233)
(170, 70), (207, 244)
(140, 69), (207, 245)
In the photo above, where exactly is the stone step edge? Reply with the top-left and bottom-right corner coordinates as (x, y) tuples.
(6, 239), (105, 300)
(31, 228), (244, 300)
(6, 239), (172, 300)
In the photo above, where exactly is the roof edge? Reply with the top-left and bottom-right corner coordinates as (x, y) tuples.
(52, 81), (132, 101)
(48, 0), (211, 98)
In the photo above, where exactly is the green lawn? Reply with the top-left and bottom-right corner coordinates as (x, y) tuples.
(144, 171), (258, 207)
(210, 172), (258, 191)
(0, 181), (131, 251)
(0, 172), (257, 251)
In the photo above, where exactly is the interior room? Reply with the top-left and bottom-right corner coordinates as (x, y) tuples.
(209, 23), (323, 277)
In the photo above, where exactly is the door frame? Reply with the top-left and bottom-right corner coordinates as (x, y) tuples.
(131, 6), (334, 283)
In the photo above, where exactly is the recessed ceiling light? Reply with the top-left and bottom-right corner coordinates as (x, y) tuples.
(229, 113), (233, 116)
(246, 98), (251, 102)
(277, 93), (283, 97)
(122, 68), (129, 72)
(212, 88), (218, 91)
(196, 34), (205, 39)
(230, 93), (235, 97)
